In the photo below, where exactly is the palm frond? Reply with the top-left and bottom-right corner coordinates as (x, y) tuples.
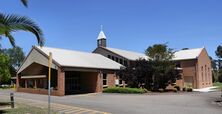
(5, 32), (15, 47)
(20, 0), (28, 7)
(0, 13), (45, 46)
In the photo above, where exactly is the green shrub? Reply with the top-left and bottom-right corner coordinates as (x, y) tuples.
(172, 88), (177, 92)
(174, 85), (180, 91)
(0, 85), (11, 89)
(158, 89), (164, 92)
(187, 87), (193, 92)
(103, 87), (148, 94)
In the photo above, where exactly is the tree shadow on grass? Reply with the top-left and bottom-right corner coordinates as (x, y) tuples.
(0, 102), (11, 113)
(0, 110), (8, 114)
(0, 102), (10, 106)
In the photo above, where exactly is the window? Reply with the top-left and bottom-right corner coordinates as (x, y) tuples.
(176, 62), (181, 67)
(112, 56), (115, 60)
(27, 79), (34, 88)
(119, 75), (123, 85)
(120, 59), (123, 64)
(205, 65), (207, 84)
(98, 40), (101, 45)
(124, 60), (128, 66)
(201, 66), (204, 83)
(115, 57), (119, 62)
(36, 79), (47, 89)
(19, 79), (25, 88)
(208, 67), (210, 84)
(108, 55), (111, 59)
(103, 74), (107, 86)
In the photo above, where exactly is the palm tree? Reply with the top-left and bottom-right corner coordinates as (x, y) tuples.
(0, 13), (44, 47)
(0, 0), (44, 47)
(20, 0), (28, 7)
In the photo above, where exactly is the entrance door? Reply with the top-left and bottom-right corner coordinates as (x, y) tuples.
(65, 73), (81, 94)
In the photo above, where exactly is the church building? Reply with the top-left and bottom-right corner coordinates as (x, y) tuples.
(16, 29), (212, 96)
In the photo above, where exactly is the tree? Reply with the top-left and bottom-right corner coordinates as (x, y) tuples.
(119, 44), (180, 91)
(215, 45), (222, 69)
(0, 13), (44, 47)
(3, 46), (25, 69)
(0, 0), (44, 47)
(150, 60), (180, 90)
(0, 0), (43, 84)
(145, 44), (180, 90)
(216, 45), (222, 59)
(118, 59), (153, 89)
(3, 47), (25, 78)
(209, 56), (218, 82)
(145, 44), (174, 61)
(0, 53), (11, 84)
(20, 0), (28, 7)
(217, 69), (222, 83)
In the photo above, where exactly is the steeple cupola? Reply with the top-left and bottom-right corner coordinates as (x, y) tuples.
(97, 25), (107, 47)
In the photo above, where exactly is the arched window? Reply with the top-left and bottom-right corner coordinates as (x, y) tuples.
(201, 66), (204, 84)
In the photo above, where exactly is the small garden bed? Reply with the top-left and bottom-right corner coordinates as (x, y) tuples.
(103, 87), (148, 94)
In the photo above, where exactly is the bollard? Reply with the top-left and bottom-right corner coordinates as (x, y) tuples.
(10, 93), (14, 108)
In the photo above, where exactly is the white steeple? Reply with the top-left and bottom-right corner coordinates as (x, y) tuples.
(97, 25), (106, 39)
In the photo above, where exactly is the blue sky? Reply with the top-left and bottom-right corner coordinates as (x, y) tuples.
(1, 0), (222, 59)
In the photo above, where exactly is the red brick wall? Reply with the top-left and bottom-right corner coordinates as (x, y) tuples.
(180, 60), (197, 88)
(107, 74), (116, 87)
(197, 49), (213, 88)
(17, 88), (58, 96)
(57, 67), (65, 96)
(96, 73), (103, 92)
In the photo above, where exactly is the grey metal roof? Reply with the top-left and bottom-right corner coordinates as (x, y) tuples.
(36, 46), (123, 70)
(103, 47), (147, 61)
(103, 47), (204, 61)
(173, 48), (204, 60)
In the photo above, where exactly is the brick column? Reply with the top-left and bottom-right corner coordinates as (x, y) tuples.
(34, 79), (37, 88)
(25, 80), (27, 88)
(96, 71), (103, 92)
(57, 67), (65, 96)
(107, 74), (115, 87)
(16, 74), (20, 91)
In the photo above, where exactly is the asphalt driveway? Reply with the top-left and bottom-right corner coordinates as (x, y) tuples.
(0, 89), (221, 114)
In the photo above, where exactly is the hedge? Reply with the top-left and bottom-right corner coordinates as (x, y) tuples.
(103, 87), (148, 94)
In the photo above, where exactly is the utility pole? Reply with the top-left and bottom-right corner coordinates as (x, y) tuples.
(48, 52), (52, 114)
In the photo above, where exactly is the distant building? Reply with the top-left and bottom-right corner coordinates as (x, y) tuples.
(16, 30), (212, 96)
(173, 48), (213, 89)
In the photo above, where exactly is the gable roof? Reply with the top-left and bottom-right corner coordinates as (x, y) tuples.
(101, 47), (147, 61)
(34, 46), (123, 70)
(173, 48), (204, 61)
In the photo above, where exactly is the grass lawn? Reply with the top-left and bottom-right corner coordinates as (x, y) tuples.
(213, 82), (222, 89)
(0, 103), (57, 114)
